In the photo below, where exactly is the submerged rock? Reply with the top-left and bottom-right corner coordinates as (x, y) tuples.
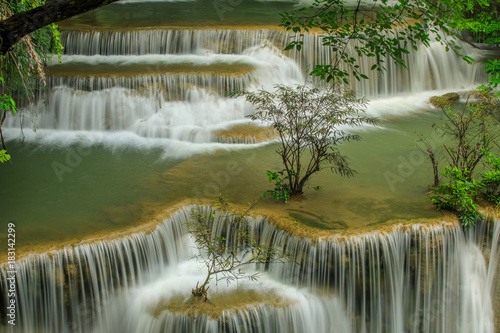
(152, 290), (290, 319)
(430, 92), (460, 107)
(213, 123), (277, 144)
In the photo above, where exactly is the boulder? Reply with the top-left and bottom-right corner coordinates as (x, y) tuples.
(430, 92), (460, 107)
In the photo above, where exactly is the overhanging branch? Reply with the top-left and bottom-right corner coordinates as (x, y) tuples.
(0, 0), (120, 55)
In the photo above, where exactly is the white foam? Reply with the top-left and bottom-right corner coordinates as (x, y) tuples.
(2, 127), (268, 159)
(49, 54), (262, 68)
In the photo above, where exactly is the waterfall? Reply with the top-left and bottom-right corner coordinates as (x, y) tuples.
(3, 2), (498, 332)
(1, 206), (498, 332)
(59, 28), (487, 97)
(0, 209), (190, 333)
(3, 26), (488, 146)
(44, 73), (253, 95)
(4, 43), (303, 144)
(5, 87), (255, 142)
(59, 29), (290, 56)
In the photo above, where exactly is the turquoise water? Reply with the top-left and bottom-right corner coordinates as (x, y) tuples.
(0, 106), (445, 250)
(1, 143), (178, 245)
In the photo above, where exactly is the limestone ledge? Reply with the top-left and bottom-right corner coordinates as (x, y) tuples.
(0, 196), (462, 265)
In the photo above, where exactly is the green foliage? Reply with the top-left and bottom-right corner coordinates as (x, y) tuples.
(479, 152), (500, 205)
(1, 0), (63, 99)
(425, 0), (500, 89)
(434, 101), (498, 175)
(214, 193), (230, 212)
(443, 0), (500, 45)
(483, 59), (500, 90)
(420, 96), (500, 225)
(0, 150), (11, 163)
(261, 169), (292, 203)
(478, 59), (500, 98)
(281, 0), (500, 114)
(430, 167), (483, 227)
(0, 78), (18, 115)
(469, 89), (500, 123)
(0, 77), (16, 163)
(0, 94), (17, 115)
(188, 200), (284, 301)
(280, 0), (471, 84)
(237, 84), (375, 197)
(0, 0), (63, 161)
(48, 24), (64, 61)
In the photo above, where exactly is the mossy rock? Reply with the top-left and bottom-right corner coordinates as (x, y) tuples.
(152, 291), (290, 319)
(430, 93), (460, 107)
(213, 123), (277, 144)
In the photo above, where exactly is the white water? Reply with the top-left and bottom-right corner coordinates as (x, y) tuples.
(4, 28), (487, 153)
(4, 44), (303, 149)
(48, 53), (270, 69)
(58, 29), (486, 96)
(1, 207), (498, 332)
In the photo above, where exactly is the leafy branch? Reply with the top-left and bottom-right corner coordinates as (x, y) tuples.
(188, 196), (286, 302)
(280, 0), (473, 84)
(0, 76), (16, 164)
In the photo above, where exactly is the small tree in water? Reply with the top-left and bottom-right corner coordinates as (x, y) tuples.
(418, 93), (500, 227)
(238, 84), (375, 198)
(188, 195), (283, 302)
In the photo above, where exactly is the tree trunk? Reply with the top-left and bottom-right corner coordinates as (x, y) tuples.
(427, 149), (440, 188)
(0, 0), (120, 55)
(191, 281), (209, 302)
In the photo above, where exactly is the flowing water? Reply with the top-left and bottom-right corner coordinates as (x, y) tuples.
(0, 0), (489, 247)
(0, 0), (498, 331)
(1, 207), (499, 332)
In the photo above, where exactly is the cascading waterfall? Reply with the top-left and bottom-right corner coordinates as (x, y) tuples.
(4, 43), (303, 143)
(58, 28), (487, 97)
(3, 4), (498, 331)
(0, 208), (190, 333)
(1, 206), (498, 332)
(44, 73), (254, 95)
(291, 34), (487, 96)
(11, 87), (255, 142)
(3, 26), (488, 146)
(59, 29), (290, 56)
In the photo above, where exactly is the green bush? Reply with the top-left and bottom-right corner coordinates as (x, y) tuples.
(261, 169), (292, 203)
(430, 167), (483, 227)
(484, 59), (500, 90)
(0, 77), (17, 163)
(479, 152), (500, 205)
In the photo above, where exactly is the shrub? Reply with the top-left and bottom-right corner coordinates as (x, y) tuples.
(237, 84), (375, 197)
(430, 167), (483, 227)
(479, 152), (500, 205)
